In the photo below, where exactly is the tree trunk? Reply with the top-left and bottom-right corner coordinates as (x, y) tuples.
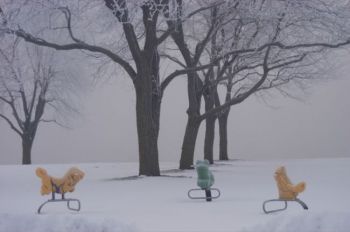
(203, 88), (216, 164)
(22, 136), (33, 165)
(179, 116), (201, 169)
(168, 22), (205, 170)
(203, 7), (218, 165)
(134, 50), (161, 176)
(179, 71), (203, 170)
(204, 116), (216, 164)
(218, 111), (229, 160)
(135, 87), (161, 176)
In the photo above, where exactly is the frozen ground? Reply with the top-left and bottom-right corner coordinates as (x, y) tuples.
(0, 158), (349, 232)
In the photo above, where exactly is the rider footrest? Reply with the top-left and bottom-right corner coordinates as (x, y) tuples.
(188, 188), (221, 201)
(262, 198), (308, 214)
(37, 197), (81, 214)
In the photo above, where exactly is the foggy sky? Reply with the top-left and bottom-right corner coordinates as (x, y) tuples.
(1, 55), (350, 165)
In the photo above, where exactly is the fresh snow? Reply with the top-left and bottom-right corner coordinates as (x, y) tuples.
(0, 214), (137, 232)
(0, 158), (349, 232)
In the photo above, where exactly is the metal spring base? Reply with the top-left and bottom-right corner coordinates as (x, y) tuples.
(263, 198), (308, 214)
(188, 188), (221, 201)
(37, 198), (81, 214)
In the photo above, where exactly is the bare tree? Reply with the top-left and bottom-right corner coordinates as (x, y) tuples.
(168, 0), (350, 169)
(2, 0), (350, 171)
(211, 0), (350, 162)
(0, 0), (214, 175)
(0, 39), (80, 164)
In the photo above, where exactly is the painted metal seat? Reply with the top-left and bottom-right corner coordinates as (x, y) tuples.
(188, 160), (220, 201)
(263, 166), (308, 214)
(36, 167), (84, 214)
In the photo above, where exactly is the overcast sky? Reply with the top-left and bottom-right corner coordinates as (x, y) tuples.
(1, 52), (350, 165)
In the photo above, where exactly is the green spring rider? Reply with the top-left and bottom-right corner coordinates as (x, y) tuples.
(188, 160), (221, 201)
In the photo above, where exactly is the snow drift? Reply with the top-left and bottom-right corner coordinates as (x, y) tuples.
(1, 158), (349, 231)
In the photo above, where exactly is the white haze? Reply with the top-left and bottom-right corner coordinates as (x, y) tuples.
(1, 50), (350, 165)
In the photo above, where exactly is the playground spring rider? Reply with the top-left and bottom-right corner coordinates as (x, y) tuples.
(36, 167), (84, 214)
(263, 166), (308, 214)
(188, 160), (220, 201)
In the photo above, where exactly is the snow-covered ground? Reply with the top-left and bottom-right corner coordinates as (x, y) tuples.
(1, 158), (349, 232)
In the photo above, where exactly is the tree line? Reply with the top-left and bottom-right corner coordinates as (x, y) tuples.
(1, 0), (350, 175)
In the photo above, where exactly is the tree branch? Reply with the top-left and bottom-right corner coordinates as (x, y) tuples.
(104, 0), (142, 66)
(161, 62), (216, 92)
(158, 1), (225, 45)
(58, 7), (84, 44)
(0, 85), (24, 130)
(160, 53), (186, 68)
(268, 53), (307, 71)
(28, 80), (39, 118)
(4, 28), (137, 80)
(193, 6), (218, 64)
(0, 113), (23, 137)
(212, 38), (350, 65)
(215, 62), (263, 86)
(0, 95), (11, 105)
(0, 6), (6, 26)
(199, 46), (272, 120)
(185, 1), (225, 20)
(157, 27), (174, 45)
(19, 89), (29, 120)
(40, 118), (70, 129)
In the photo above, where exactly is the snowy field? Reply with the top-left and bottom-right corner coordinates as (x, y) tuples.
(1, 158), (350, 232)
